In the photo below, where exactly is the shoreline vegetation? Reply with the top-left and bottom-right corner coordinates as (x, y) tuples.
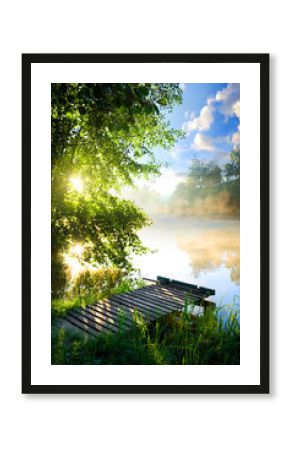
(51, 277), (146, 318)
(52, 277), (240, 366)
(52, 294), (240, 366)
(124, 150), (240, 220)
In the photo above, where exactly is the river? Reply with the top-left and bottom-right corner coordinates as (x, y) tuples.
(132, 214), (240, 308)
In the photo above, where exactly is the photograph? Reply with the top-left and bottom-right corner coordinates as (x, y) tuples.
(51, 82), (241, 366)
(22, 53), (269, 393)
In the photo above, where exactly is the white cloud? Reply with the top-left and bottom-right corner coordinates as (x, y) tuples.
(215, 83), (240, 118)
(179, 83), (186, 91)
(183, 102), (215, 133)
(207, 96), (216, 105)
(233, 100), (240, 118)
(182, 83), (240, 136)
(192, 133), (232, 152)
(232, 125), (240, 145)
(192, 133), (216, 152)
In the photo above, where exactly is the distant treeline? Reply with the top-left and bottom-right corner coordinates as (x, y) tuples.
(168, 147), (240, 218)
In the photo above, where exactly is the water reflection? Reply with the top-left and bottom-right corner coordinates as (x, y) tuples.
(133, 215), (240, 306)
(177, 226), (240, 284)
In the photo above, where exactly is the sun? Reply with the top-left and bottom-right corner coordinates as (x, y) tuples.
(64, 243), (97, 279)
(63, 243), (85, 279)
(64, 255), (84, 279)
(70, 243), (84, 257)
(70, 176), (84, 193)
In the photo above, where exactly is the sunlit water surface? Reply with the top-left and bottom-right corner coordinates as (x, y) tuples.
(133, 215), (240, 309)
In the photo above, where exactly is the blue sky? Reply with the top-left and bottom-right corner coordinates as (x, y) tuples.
(136, 83), (240, 198)
(168, 83), (239, 168)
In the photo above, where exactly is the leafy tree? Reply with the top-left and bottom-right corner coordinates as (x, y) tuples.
(172, 160), (222, 206)
(189, 160), (222, 195)
(169, 147), (240, 217)
(224, 146), (240, 180)
(224, 146), (240, 206)
(51, 83), (182, 296)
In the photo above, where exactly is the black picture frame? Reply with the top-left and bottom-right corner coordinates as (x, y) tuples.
(22, 53), (269, 394)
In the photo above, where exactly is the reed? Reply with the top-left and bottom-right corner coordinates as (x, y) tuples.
(52, 299), (240, 365)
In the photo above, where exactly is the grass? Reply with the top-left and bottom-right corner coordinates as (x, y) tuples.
(52, 300), (240, 365)
(51, 276), (146, 319)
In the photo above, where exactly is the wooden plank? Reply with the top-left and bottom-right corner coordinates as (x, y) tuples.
(112, 294), (163, 320)
(89, 287), (181, 315)
(87, 303), (133, 327)
(134, 289), (184, 311)
(142, 278), (158, 286)
(103, 297), (151, 323)
(63, 315), (95, 337)
(111, 297), (161, 321)
(134, 285), (216, 310)
(87, 301), (133, 324)
(92, 297), (135, 323)
(63, 314), (99, 337)
(139, 285), (186, 304)
(142, 278), (157, 284)
(170, 283), (214, 299)
(87, 306), (132, 331)
(156, 283), (205, 298)
(120, 291), (174, 314)
(67, 310), (109, 334)
(130, 291), (178, 313)
(145, 285), (187, 305)
(77, 308), (121, 332)
(110, 293), (160, 317)
(159, 285), (216, 306)
(156, 275), (215, 296)
(151, 284), (207, 303)
(171, 278), (200, 291)
(157, 276), (171, 285)
(166, 285), (205, 298)
(153, 285), (216, 308)
(196, 285), (216, 296)
(63, 278), (216, 335)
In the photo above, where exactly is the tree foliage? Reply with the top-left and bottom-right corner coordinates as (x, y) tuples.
(170, 146), (240, 217)
(51, 83), (182, 296)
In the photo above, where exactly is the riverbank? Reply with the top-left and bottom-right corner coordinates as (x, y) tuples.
(52, 303), (240, 365)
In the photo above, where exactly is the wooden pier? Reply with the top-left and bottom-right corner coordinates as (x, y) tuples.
(62, 276), (215, 337)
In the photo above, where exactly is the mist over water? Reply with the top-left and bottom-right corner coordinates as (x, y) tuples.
(133, 214), (240, 307)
